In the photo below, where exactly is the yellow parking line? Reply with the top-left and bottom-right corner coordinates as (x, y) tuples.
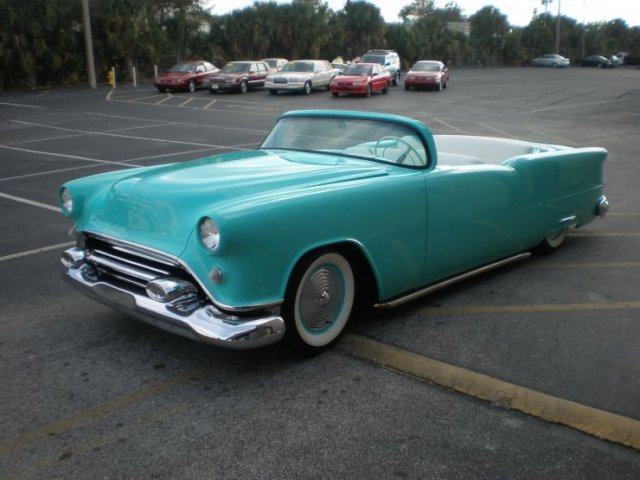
(537, 262), (640, 269)
(338, 333), (640, 450)
(430, 117), (466, 133)
(526, 126), (575, 145)
(569, 232), (640, 237)
(475, 122), (517, 138)
(419, 301), (640, 316)
(0, 364), (211, 455)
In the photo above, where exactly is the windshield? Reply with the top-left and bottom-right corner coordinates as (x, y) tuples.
(261, 116), (428, 167)
(361, 54), (385, 65)
(281, 62), (314, 72)
(221, 63), (250, 73)
(168, 63), (196, 73)
(412, 62), (440, 72)
(344, 64), (373, 76)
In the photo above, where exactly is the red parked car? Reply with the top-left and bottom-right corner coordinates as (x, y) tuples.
(207, 61), (271, 94)
(153, 61), (218, 93)
(404, 60), (449, 91)
(329, 63), (391, 97)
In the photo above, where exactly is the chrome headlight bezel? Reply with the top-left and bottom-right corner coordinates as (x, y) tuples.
(60, 187), (73, 215)
(199, 217), (220, 252)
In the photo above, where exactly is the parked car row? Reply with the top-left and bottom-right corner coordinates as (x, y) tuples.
(153, 55), (450, 97)
(528, 52), (629, 68)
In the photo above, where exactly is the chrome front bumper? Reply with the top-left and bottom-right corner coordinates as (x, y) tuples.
(62, 265), (285, 349)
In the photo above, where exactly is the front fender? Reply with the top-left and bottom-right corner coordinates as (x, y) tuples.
(180, 172), (428, 309)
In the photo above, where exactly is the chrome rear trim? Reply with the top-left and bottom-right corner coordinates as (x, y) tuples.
(374, 253), (531, 310)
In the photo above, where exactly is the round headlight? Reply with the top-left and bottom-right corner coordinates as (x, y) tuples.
(60, 188), (73, 214)
(199, 217), (220, 252)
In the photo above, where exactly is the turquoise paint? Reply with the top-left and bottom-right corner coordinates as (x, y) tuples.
(61, 110), (606, 310)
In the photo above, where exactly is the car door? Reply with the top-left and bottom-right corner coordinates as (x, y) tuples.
(194, 62), (208, 86)
(255, 62), (268, 86)
(316, 62), (333, 87)
(423, 166), (523, 285)
(371, 65), (386, 91)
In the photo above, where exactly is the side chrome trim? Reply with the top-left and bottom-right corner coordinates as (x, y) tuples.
(374, 253), (531, 310)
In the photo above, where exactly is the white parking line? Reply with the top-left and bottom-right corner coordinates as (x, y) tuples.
(180, 97), (194, 107)
(0, 192), (60, 212)
(85, 111), (268, 133)
(155, 95), (173, 105)
(0, 101), (44, 109)
(0, 242), (75, 263)
(0, 145), (142, 167)
(9, 120), (249, 150)
(0, 164), (107, 183)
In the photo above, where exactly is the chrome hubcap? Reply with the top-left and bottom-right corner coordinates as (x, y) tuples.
(298, 266), (342, 332)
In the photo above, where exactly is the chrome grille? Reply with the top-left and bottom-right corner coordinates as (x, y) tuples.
(83, 233), (193, 291)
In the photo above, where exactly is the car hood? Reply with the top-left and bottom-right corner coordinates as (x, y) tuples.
(80, 150), (389, 256)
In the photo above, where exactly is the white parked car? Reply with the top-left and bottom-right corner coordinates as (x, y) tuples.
(265, 60), (338, 95)
(260, 58), (288, 72)
(529, 54), (570, 68)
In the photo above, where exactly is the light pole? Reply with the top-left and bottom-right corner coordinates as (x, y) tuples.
(81, 0), (97, 88)
(554, 0), (562, 54)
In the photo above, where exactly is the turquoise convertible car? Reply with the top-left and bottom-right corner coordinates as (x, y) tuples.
(60, 110), (608, 353)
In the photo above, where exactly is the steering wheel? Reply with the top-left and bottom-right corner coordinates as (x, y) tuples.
(373, 136), (421, 164)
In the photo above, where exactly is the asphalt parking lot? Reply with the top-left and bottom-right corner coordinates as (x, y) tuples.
(1, 66), (639, 479)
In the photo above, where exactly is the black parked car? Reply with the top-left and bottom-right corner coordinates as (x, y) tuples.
(577, 55), (614, 68)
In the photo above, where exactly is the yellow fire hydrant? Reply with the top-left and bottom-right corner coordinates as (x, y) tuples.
(107, 69), (115, 87)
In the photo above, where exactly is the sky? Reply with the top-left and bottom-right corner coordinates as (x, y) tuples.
(205, 0), (640, 27)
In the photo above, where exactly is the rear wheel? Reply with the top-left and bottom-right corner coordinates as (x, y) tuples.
(157, 87), (166, 93)
(535, 228), (569, 253)
(331, 92), (339, 97)
(283, 251), (355, 355)
(392, 71), (400, 86)
(269, 89), (278, 95)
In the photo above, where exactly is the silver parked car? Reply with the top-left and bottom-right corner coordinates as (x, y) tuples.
(529, 54), (570, 68)
(265, 60), (338, 95)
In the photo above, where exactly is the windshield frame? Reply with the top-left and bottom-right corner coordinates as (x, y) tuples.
(260, 115), (431, 170)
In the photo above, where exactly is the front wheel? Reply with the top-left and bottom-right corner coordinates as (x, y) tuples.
(392, 71), (400, 86)
(239, 80), (248, 94)
(187, 80), (196, 93)
(365, 84), (372, 97)
(303, 81), (312, 95)
(283, 251), (355, 354)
